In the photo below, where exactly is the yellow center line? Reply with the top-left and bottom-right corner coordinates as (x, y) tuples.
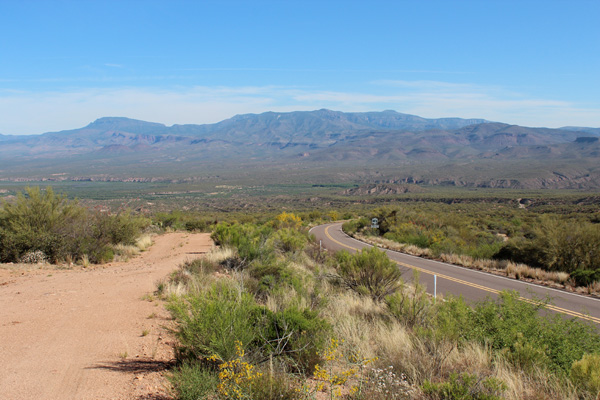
(324, 225), (600, 325)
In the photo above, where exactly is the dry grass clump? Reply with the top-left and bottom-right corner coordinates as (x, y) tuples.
(355, 233), (433, 257)
(588, 281), (600, 294)
(113, 244), (139, 261)
(265, 285), (310, 313)
(79, 254), (90, 268)
(203, 245), (234, 264)
(322, 291), (389, 359)
(113, 234), (154, 261)
(135, 234), (153, 251)
(505, 262), (570, 285)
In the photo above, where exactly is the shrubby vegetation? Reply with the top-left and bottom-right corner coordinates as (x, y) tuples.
(162, 212), (600, 399)
(0, 187), (149, 264)
(154, 210), (216, 232)
(335, 246), (402, 301)
(345, 203), (600, 289)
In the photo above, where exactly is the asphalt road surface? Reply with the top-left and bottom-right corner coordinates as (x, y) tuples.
(310, 222), (600, 326)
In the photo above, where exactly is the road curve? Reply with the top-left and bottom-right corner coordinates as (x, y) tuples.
(310, 222), (600, 326)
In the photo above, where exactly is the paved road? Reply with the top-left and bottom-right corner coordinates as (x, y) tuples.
(310, 222), (600, 326)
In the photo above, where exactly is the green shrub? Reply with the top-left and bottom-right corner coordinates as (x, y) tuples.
(93, 212), (149, 246)
(570, 269), (600, 287)
(249, 261), (306, 298)
(184, 219), (208, 232)
(0, 187), (86, 262)
(386, 271), (434, 329)
(434, 295), (472, 343)
(154, 210), (185, 230)
(168, 363), (218, 400)
(247, 372), (298, 400)
(168, 280), (328, 374)
(336, 246), (402, 301)
(0, 187), (148, 264)
(270, 227), (307, 253)
(422, 372), (505, 400)
(571, 353), (600, 396)
(497, 217), (600, 273)
(342, 217), (369, 235)
(168, 281), (265, 362)
(463, 291), (543, 351)
(211, 222), (274, 264)
(435, 291), (600, 373)
(261, 306), (330, 373)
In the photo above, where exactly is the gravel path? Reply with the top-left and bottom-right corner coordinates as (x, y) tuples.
(0, 232), (213, 400)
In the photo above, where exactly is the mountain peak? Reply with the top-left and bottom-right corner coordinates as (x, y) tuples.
(88, 116), (164, 127)
(85, 117), (167, 134)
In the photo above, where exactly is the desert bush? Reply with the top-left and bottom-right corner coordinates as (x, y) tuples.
(248, 260), (305, 298)
(269, 227), (307, 253)
(181, 257), (220, 276)
(436, 291), (600, 374)
(168, 362), (218, 400)
(497, 216), (600, 274)
(184, 219), (208, 232)
(261, 306), (330, 373)
(534, 217), (600, 273)
(570, 269), (600, 287)
(168, 278), (328, 375)
(92, 212), (150, 246)
(154, 210), (186, 230)
(154, 211), (216, 232)
(342, 217), (369, 235)
(335, 246), (402, 301)
(0, 187), (86, 262)
(386, 272), (434, 329)
(0, 187), (148, 264)
(211, 222), (274, 264)
(246, 372), (298, 400)
(272, 212), (302, 229)
(571, 353), (600, 397)
(168, 281), (265, 363)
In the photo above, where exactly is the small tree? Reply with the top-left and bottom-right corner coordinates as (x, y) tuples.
(336, 247), (402, 301)
(0, 187), (86, 262)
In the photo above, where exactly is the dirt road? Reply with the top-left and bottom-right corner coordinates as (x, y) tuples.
(0, 232), (213, 400)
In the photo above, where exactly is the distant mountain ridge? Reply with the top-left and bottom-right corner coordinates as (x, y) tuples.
(1, 109), (599, 189)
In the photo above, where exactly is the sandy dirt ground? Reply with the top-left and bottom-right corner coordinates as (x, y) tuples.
(0, 232), (213, 400)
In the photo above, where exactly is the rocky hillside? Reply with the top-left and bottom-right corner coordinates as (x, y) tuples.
(0, 110), (598, 189)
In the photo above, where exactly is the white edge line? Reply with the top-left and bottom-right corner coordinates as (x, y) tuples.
(322, 222), (600, 305)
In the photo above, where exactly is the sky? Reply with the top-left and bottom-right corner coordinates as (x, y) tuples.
(1, 0), (599, 135)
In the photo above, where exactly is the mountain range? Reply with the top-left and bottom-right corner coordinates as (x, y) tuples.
(1, 109), (599, 189)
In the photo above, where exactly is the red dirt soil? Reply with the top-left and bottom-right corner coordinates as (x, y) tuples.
(0, 232), (213, 400)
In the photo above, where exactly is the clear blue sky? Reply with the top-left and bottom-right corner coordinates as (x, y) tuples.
(1, 0), (599, 134)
